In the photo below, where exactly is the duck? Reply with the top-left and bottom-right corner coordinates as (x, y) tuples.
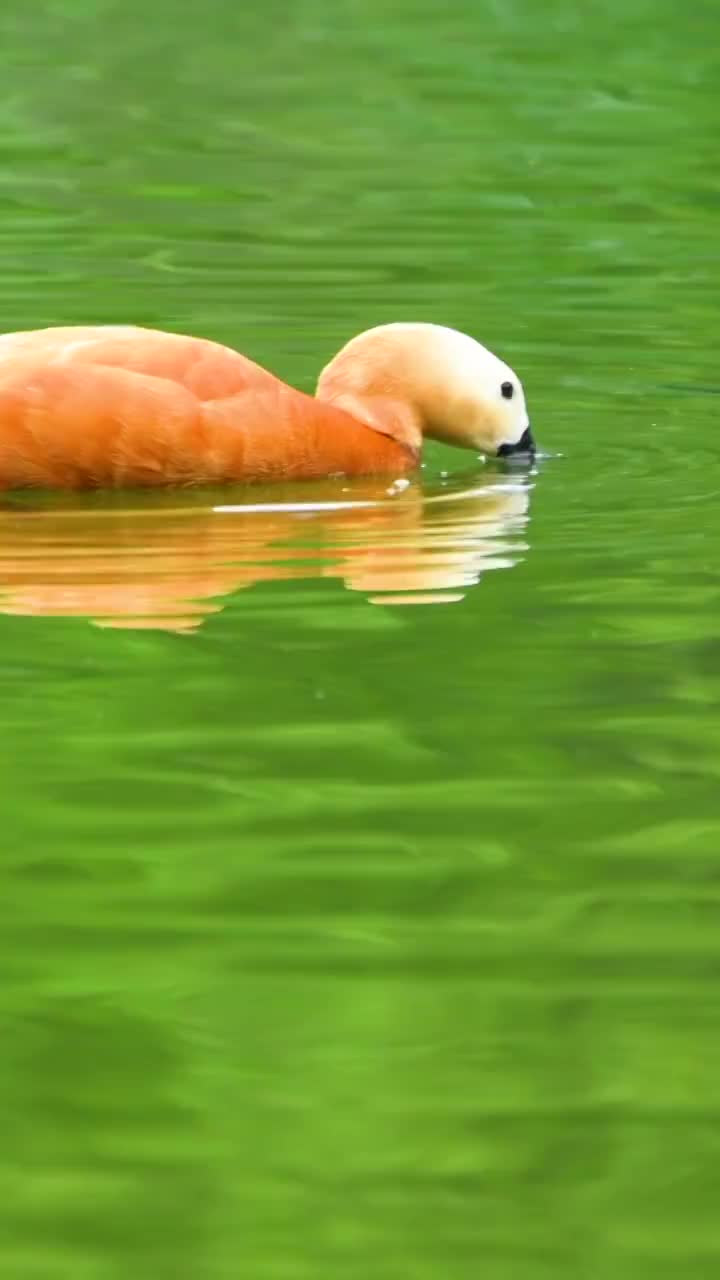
(0, 322), (533, 488)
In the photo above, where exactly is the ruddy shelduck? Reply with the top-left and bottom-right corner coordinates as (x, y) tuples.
(0, 321), (533, 488)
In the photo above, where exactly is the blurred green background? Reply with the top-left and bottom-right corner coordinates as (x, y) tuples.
(1, 0), (719, 1276)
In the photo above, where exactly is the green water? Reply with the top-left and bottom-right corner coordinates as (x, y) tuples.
(1, 0), (719, 1275)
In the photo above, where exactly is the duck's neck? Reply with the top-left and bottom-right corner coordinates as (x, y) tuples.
(314, 389), (423, 455)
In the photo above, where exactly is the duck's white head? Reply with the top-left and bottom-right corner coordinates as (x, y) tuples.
(316, 322), (533, 459)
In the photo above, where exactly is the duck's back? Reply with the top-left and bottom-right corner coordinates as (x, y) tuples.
(0, 325), (276, 393)
(0, 325), (414, 488)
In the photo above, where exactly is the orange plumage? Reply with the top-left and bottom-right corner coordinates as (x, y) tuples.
(0, 326), (416, 489)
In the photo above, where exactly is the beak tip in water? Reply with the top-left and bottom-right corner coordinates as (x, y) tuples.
(497, 426), (536, 459)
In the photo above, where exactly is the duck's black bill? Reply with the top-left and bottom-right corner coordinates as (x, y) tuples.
(497, 426), (535, 459)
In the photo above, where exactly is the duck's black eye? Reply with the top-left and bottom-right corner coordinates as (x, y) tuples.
(501, 381), (514, 400)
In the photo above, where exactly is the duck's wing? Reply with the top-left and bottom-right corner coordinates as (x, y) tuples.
(0, 361), (212, 487)
(0, 326), (283, 487)
(0, 325), (278, 400)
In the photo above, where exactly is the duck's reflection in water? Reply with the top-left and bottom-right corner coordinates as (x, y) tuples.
(0, 472), (532, 631)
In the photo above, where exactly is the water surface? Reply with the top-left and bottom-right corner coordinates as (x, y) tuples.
(1, 1), (719, 1276)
